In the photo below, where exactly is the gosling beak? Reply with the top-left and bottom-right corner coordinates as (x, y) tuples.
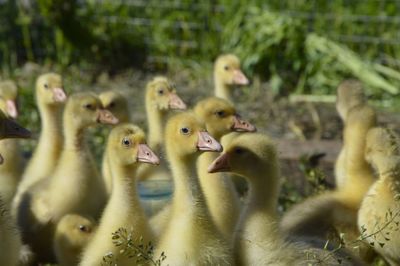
(3, 118), (31, 139)
(197, 131), (222, 152)
(168, 93), (187, 110)
(52, 88), (67, 102)
(232, 69), (249, 85)
(6, 100), (18, 119)
(231, 115), (256, 132)
(208, 152), (231, 173)
(137, 144), (160, 165)
(0, 154), (3, 164)
(96, 109), (119, 125)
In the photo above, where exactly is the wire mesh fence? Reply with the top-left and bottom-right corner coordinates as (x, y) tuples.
(1, 0), (400, 69)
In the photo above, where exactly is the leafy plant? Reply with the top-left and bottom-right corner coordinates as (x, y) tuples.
(102, 227), (166, 266)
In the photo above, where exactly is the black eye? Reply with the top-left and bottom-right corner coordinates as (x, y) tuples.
(224, 65), (229, 71)
(215, 110), (225, 117)
(108, 102), (116, 108)
(122, 137), (131, 147)
(234, 148), (244, 154)
(44, 84), (49, 89)
(79, 225), (90, 233)
(84, 103), (94, 110)
(158, 88), (165, 95)
(180, 127), (190, 135)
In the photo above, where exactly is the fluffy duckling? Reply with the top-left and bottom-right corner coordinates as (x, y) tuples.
(99, 90), (131, 196)
(0, 81), (24, 206)
(53, 214), (96, 266)
(154, 112), (233, 265)
(80, 123), (159, 266)
(195, 97), (255, 240)
(335, 79), (367, 189)
(13, 73), (67, 214)
(137, 76), (186, 183)
(150, 97), (256, 239)
(17, 92), (118, 263)
(208, 133), (362, 266)
(358, 127), (400, 266)
(0, 112), (31, 266)
(145, 76), (186, 152)
(214, 54), (249, 102)
(281, 102), (377, 261)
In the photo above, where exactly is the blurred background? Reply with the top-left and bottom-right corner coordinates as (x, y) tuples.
(1, 0), (400, 209)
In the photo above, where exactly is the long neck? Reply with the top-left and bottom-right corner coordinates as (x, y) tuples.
(170, 154), (208, 214)
(246, 165), (280, 216)
(37, 102), (63, 154)
(214, 75), (231, 102)
(146, 103), (165, 151)
(343, 124), (375, 194)
(109, 163), (142, 213)
(63, 117), (87, 151)
(236, 164), (281, 245)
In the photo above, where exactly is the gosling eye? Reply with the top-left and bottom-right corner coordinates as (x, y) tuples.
(122, 137), (131, 147)
(78, 225), (90, 233)
(234, 148), (244, 155)
(108, 102), (116, 108)
(83, 103), (95, 110)
(158, 88), (165, 95)
(44, 84), (49, 89)
(214, 110), (225, 118)
(224, 65), (229, 71)
(180, 127), (190, 135)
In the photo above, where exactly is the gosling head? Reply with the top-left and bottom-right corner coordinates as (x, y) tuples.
(145, 76), (187, 111)
(54, 214), (95, 254)
(208, 133), (277, 181)
(214, 54), (249, 86)
(0, 80), (18, 118)
(99, 90), (130, 123)
(336, 79), (366, 121)
(194, 97), (256, 139)
(165, 112), (222, 159)
(107, 123), (160, 167)
(65, 92), (119, 129)
(36, 73), (67, 105)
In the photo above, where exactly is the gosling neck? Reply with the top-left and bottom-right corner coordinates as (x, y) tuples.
(170, 153), (207, 212)
(146, 102), (165, 151)
(63, 116), (88, 151)
(38, 102), (63, 148)
(109, 160), (140, 205)
(246, 164), (280, 217)
(214, 75), (231, 102)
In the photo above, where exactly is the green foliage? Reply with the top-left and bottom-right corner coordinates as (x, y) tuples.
(102, 227), (166, 266)
(222, 6), (306, 95)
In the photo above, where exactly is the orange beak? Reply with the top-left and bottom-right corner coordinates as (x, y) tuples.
(6, 100), (18, 119)
(197, 131), (222, 152)
(52, 88), (67, 102)
(232, 69), (249, 85)
(168, 93), (187, 110)
(96, 109), (119, 125)
(231, 115), (256, 132)
(208, 152), (231, 173)
(137, 144), (160, 165)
